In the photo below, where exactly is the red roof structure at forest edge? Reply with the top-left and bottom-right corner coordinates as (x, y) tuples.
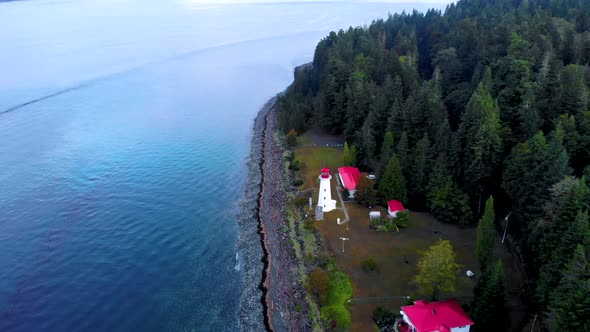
(387, 200), (404, 213)
(337, 166), (360, 190)
(401, 300), (473, 332)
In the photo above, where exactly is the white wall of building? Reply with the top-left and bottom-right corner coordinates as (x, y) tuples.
(318, 174), (337, 212)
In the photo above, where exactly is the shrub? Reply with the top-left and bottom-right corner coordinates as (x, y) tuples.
(286, 129), (298, 147)
(372, 307), (396, 330)
(371, 212), (410, 232)
(304, 218), (315, 231)
(315, 255), (335, 268)
(341, 187), (350, 201)
(394, 211), (410, 228)
(356, 176), (377, 207)
(288, 159), (301, 171)
(293, 196), (308, 207)
(293, 179), (304, 187)
(361, 258), (379, 272)
(307, 268), (329, 305)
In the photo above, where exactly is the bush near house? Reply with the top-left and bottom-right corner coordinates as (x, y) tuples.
(370, 211), (410, 232)
(341, 187), (350, 201)
(372, 307), (397, 331)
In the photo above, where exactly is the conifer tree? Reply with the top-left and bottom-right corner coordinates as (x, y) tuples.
(378, 131), (395, 178)
(537, 211), (590, 306)
(535, 52), (562, 130)
(473, 260), (505, 331)
(409, 132), (430, 204)
(460, 83), (502, 203)
(350, 144), (358, 167)
(343, 141), (352, 166)
(561, 64), (588, 118)
(427, 156), (473, 225)
(546, 245), (590, 332)
(476, 196), (496, 270)
(379, 154), (407, 204)
(396, 131), (409, 175)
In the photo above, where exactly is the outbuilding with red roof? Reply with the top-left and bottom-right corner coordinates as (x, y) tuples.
(387, 200), (405, 217)
(337, 166), (361, 198)
(400, 299), (473, 332)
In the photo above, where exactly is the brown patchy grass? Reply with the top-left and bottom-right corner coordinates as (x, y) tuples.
(294, 135), (483, 332)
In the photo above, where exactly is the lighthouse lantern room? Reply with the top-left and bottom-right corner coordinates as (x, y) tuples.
(317, 167), (337, 214)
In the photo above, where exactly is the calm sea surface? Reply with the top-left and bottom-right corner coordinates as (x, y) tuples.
(0, 1), (441, 331)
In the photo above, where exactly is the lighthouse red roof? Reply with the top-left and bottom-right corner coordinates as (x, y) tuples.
(387, 200), (404, 213)
(321, 167), (330, 173)
(337, 166), (361, 190)
(401, 299), (473, 332)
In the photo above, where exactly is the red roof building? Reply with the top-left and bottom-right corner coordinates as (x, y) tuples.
(387, 200), (405, 217)
(401, 300), (473, 332)
(337, 166), (361, 195)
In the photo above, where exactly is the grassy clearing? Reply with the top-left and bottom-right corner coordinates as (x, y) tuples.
(320, 269), (354, 329)
(294, 144), (343, 189)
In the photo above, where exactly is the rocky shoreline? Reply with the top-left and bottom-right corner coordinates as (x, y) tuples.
(238, 95), (307, 331)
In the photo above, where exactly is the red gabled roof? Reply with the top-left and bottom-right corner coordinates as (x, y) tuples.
(402, 299), (473, 332)
(387, 200), (404, 213)
(337, 166), (361, 190)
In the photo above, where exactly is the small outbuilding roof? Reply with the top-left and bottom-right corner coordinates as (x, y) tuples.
(401, 299), (473, 332)
(387, 200), (404, 213)
(337, 166), (361, 190)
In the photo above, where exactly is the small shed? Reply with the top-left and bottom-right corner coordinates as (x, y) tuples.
(369, 211), (381, 220)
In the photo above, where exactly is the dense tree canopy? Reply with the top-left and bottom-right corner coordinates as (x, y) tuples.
(279, 0), (590, 328)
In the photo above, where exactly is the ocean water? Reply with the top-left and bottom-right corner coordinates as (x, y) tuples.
(0, 0), (442, 331)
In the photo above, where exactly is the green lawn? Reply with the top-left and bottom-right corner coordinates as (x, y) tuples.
(295, 145), (343, 189)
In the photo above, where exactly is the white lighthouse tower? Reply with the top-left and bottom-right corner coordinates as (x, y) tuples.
(317, 168), (337, 217)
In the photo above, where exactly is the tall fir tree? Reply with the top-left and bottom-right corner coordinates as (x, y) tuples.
(409, 132), (430, 206)
(378, 131), (395, 178)
(427, 156), (473, 225)
(396, 131), (409, 176)
(343, 141), (352, 166)
(379, 153), (407, 204)
(477, 196), (496, 271)
(535, 52), (562, 130)
(546, 245), (590, 332)
(460, 83), (503, 210)
(537, 211), (590, 306)
(561, 64), (588, 118)
(473, 260), (506, 331)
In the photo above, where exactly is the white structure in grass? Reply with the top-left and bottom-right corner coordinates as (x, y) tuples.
(317, 167), (337, 213)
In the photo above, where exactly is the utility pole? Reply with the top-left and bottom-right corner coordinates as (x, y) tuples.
(502, 212), (512, 244)
(340, 237), (349, 253)
(530, 314), (538, 332)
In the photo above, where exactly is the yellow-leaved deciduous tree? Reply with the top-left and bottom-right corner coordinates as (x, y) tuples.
(413, 239), (461, 299)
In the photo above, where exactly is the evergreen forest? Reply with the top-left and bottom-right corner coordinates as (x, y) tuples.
(278, 0), (590, 330)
